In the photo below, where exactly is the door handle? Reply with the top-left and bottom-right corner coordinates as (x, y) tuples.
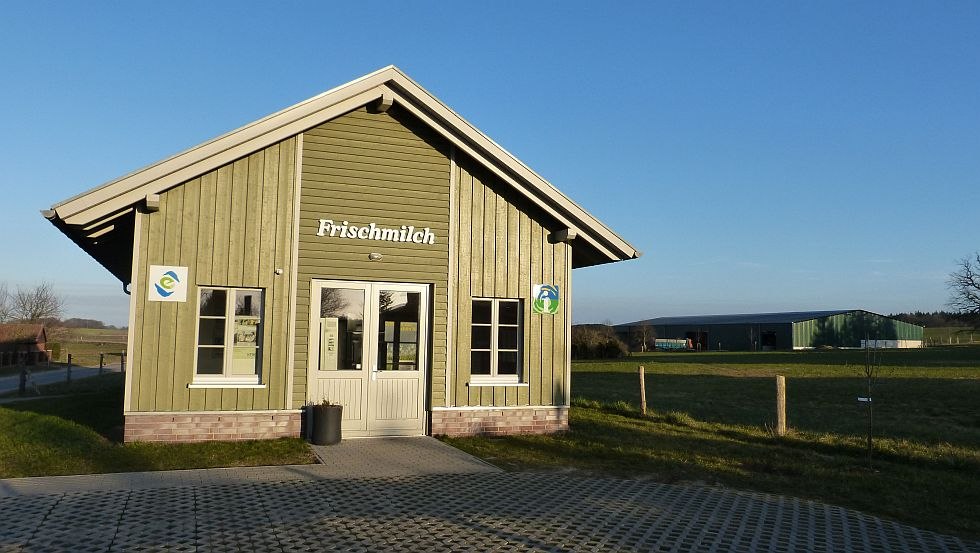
(371, 364), (378, 381)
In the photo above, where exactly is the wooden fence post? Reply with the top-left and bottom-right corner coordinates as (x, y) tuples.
(775, 375), (787, 436)
(66, 353), (72, 384)
(99, 353), (105, 375)
(638, 365), (647, 416)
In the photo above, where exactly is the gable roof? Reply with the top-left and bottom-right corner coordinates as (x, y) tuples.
(44, 66), (639, 281)
(0, 324), (47, 346)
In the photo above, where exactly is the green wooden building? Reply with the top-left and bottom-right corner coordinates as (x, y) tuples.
(44, 67), (639, 442)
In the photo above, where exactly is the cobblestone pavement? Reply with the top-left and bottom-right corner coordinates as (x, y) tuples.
(1, 472), (977, 552)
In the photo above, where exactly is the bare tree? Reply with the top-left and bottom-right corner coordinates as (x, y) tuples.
(12, 282), (64, 323)
(861, 337), (882, 470)
(0, 282), (11, 322)
(629, 323), (656, 352)
(947, 252), (980, 327)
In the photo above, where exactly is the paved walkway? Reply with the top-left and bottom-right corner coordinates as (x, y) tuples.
(0, 438), (976, 552)
(0, 437), (499, 497)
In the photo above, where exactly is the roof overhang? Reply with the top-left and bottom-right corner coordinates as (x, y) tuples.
(45, 66), (640, 279)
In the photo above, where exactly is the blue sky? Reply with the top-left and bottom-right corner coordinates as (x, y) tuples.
(1, 2), (978, 326)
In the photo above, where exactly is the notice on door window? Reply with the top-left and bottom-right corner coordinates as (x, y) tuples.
(320, 317), (339, 371)
(235, 318), (259, 345)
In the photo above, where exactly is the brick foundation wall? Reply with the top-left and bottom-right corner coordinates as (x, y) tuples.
(124, 411), (302, 443)
(431, 406), (569, 437)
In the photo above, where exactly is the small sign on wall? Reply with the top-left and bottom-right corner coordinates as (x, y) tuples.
(532, 284), (560, 315)
(148, 265), (188, 302)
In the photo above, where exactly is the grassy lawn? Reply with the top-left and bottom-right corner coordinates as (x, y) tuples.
(40, 326), (128, 365)
(54, 340), (126, 366)
(924, 326), (979, 346)
(443, 346), (980, 540)
(0, 373), (315, 478)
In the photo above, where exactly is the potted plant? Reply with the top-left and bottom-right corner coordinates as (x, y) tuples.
(309, 399), (343, 445)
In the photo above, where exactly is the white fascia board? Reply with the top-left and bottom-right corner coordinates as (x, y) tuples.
(51, 65), (638, 263)
(53, 67), (400, 224)
(58, 87), (386, 226)
(386, 74), (639, 261)
(388, 87), (620, 264)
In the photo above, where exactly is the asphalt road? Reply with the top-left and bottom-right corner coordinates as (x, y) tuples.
(0, 363), (121, 395)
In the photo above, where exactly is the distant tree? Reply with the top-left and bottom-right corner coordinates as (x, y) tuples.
(947, 252), (980, 328)
(61, 318), (107, 329)
(11, 282), (64, 323)
(571, 324), (628, 360)
(629, 323), (656, 352)
(888, 311), (966, 328)
(0, 282), (11, 322)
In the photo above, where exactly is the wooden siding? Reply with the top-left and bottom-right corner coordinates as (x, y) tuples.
(293, 107), (451, 408)
(128, 138), (297, 412)
(450, 156), (571, 408)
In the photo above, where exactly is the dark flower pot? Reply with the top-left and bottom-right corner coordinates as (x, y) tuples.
(310, 404), (343, 445)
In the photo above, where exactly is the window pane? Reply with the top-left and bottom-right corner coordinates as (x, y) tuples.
(498, 351), (519, 375)
(377, 291), (420, 371)
(319, 288), (365, 371)
(196, 288), (264, 380)
(498, 326), (519, 350)
(499, 301), (520, 325)
(200, 289), (226, 316)
(231, 346), (258, 376)
(198, 319), (226, 345)
(471, 351), (491, 375)
(235, 290), (261, 316)
(471, 326), (491, 350)
(472, 300), (492, 324)
(197, 347), (224, 374)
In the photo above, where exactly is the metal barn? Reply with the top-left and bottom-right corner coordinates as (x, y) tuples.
(615, 310), (924, 351)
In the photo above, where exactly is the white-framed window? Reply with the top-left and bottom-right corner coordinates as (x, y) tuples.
(194, 287), (263, 385)
(470, 298), (522, 384)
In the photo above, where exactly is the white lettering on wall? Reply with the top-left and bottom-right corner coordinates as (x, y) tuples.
(315, 219), (437, 245)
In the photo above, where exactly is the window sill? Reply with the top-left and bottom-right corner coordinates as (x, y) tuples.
(187, 383), (266, 389)
(467, 380), (528, 388)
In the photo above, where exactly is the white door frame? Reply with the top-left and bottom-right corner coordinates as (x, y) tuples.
(307, 279), (429, 437)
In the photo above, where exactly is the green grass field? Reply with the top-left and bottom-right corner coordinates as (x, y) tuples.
(574, 347), (979, 446)
(444, 346), (980, 540)
(0, 373), (315, 477)
(924, 326), (980, 346)
(44, 327), (128, 366)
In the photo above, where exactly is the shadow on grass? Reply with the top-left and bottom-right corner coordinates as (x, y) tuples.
(5, 373), (126, 440)
(572, 372), (980, 450)
(568, 404), (979, 474)
(0, 373), (314, 478)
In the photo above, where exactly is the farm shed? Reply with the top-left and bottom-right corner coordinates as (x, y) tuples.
(615, 310), (923, 351)
(42, 66), (639, 443)
(0, 324), (49, 366)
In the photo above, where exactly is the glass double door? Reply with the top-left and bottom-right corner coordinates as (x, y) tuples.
(308, 280), (428, 437)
